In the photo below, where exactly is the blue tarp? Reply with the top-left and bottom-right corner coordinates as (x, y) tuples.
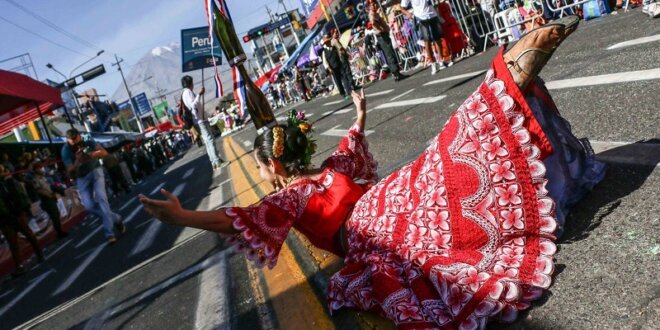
(277, 25), (324, 76)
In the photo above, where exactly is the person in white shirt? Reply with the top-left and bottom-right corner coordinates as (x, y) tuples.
(400, 0), (453, 75)
(181, 75), (226, 170)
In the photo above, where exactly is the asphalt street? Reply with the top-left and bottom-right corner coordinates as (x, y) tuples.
(1, 10), (658, 330)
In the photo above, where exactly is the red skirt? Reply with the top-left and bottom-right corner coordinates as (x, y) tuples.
(328, 49), (563, 329)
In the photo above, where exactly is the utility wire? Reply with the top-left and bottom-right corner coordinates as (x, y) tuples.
(3, 0), (103, 53)
(0, 15), (94, 58)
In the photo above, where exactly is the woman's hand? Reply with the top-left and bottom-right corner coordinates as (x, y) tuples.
(139, 189), (183, 225)
(352, 89), (367, 132)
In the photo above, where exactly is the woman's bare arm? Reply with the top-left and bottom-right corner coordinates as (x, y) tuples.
(352, 89), (367, 132)
(139, 189), (238, 234)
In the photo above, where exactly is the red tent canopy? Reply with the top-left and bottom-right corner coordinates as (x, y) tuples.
(0, 69), (64, 136)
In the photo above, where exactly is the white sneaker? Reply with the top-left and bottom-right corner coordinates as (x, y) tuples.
(446, 61), (454, 68)
(438, 63), (446, 71)
(431, 63), (438, 75)
(642, 5), (649, 14)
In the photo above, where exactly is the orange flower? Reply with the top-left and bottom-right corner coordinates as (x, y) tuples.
(298, 122), (311, 134)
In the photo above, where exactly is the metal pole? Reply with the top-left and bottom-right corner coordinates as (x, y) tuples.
(35, 102), (52, 143)
(280, 0), (301, 46)
(201, 68), (205, 115)
(261, 34), (276, 68)
(113, 54), (144, 133)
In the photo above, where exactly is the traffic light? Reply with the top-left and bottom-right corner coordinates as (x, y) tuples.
(243, 35), (251, 43)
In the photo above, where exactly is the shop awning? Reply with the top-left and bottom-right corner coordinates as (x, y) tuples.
(0, 69), (64, 137)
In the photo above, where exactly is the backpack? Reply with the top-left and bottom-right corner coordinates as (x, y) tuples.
(178, 97), (194, 129)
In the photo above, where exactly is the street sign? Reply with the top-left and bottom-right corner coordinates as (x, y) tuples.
(181, 27), (222, 72)
(131, 93), (151, 116)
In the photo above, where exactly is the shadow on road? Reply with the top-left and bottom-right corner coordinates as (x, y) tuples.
(560, 139), (659, 244)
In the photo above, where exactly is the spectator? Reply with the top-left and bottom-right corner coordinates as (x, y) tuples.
(103, 153), (131, 197)
(1, 152), (15, 172)
(400, 0), (453, 74)
(181, 75), (226, 170)
(321, 34), (355, 98)
(0, 164), (45, 276)
(32, 162), (68, 238)
(368, 0), (408, 82)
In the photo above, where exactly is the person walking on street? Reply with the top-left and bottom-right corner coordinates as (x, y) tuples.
(322, 34), (355, 98)
(400, 0), (453, 75)
(368, 0), (408, 82)
(61, 129), (125, 244)
(181, 75), (226, 170)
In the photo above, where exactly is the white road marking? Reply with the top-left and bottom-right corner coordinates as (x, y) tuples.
(545, 68), (660, 90)
(75, 226), (102, 248)
(0, 287), (15, 300)
(17, 231), (208, 329)
(171, 182), (186, 196)
(321, 125), (375, 137)
(607, 35), (660, 50)
(322, 107), (353, 116)
(390, 88), (415, 101)
(424, 70), (486, 86)
(182, 168), (195, 180)
(118, 200), (134, 212)
(243, 140), (252, 148)
(194, 251), (230, 330)
(0, 270), (54, 315)
(124, 205), (144, 224)
(46, 239), (72, 258)
(129, 219), (162, 257)
(306, 113), (314, 117)
(53, 245), (105, 296)
(367, 89), (394, 97)
(149, 182), (166, 195)
(591, 140), (660, 167)
(323, 99), (344, 106)
(374, 95), (447, 110)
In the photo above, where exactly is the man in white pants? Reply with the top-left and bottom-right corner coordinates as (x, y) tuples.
(181, 75), (226, 170)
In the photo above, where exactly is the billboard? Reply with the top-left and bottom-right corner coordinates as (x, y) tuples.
(152, 101), (169, 120)
(131, 92), (152, 116)
(181, 27), (222, 72)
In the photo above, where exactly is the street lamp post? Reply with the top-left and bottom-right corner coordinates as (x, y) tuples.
(46, 50), (105, 132)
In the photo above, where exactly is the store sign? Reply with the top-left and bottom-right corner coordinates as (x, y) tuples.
(181, 27), (222, 72)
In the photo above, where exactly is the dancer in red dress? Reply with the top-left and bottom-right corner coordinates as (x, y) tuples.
(140, 16), (604, 329)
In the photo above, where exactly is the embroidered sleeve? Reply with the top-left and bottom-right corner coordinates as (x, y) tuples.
(323, 123), (378, 184)
(223, 190), (300, 269)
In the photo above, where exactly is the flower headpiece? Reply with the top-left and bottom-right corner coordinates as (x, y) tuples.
(289, 110), (317, 169)
(272, 126), (285, 159)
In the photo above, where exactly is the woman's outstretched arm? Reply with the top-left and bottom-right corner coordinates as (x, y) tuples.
(139, 189), (238, 234)
(352, 89), (367, 131)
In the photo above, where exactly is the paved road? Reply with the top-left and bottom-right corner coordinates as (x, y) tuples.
(1, 10), (658, 330)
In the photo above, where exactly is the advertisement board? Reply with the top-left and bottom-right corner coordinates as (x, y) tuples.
(181, 27), (222, 72)
(152, 101), (169, 120)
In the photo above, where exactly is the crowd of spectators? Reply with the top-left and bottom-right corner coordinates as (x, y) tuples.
(0, 129), (194, 277)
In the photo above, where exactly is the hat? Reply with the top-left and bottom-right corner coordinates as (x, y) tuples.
(322, 34), (332, 43)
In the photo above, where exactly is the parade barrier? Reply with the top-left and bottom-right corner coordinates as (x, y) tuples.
(347, 33), (389, 84)
(390, 14), (425, 72)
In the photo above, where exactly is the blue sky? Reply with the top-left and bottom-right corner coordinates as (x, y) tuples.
(0, 0), (301, 97)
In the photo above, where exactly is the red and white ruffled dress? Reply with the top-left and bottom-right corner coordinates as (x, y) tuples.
(224, 49), (605, 329)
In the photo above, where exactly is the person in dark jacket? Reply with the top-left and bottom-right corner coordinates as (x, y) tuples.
(0, 164), (45, 276)
(32, 162), (68, 238)
(321, 34), (355, 98)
